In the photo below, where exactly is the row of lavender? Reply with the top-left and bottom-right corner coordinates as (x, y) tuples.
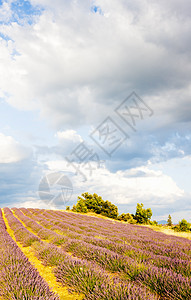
(12, 207), (191, 299)
(27, 208), (191, 257)
(4, 207), (156, 300)
(0, 208), (59, 299)
(20, 207), (191, 271)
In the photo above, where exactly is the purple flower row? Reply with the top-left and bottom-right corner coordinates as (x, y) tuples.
(12, 207), (66, 245)
(0, 208), (59, 299)
(4, 207), (40, 247)
(7, 208), (158, 299)
(20, 208), (191, 277)
(34, 240), (158, 300)
(26, 208), (191, 259)
(21, 208), (191, 299)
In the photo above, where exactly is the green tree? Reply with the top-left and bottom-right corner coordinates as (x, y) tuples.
(74, 198), (88, 213)
(72, 205), (77, 212)
(118, 213), (134, 222)
(101, 200), (118, 219)
(151, 220), (158, 226)
(78, 193), (104, 214)
(167, 214), (172, 226)
(135, 203), (152, 224)
(72, 192), (118, 219)
(178, 219), (190, 232)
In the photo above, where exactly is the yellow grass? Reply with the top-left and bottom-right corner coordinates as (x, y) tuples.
(147, 224), (191, 240)
(2, 209), (83, 300)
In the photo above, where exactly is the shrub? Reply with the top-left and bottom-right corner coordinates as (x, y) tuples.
(118, 213), (134, 223)
(174, 219), (191, 232)
(72, 205), (77, 212)
(151, 220), (158, 226)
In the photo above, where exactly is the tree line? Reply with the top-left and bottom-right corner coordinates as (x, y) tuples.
(66, 192), (191, 232)
(68, 192), (153, 224)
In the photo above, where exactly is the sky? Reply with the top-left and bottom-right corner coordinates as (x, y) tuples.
(0, 0), (191, 223)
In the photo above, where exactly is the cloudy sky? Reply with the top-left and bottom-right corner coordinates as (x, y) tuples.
(0, 0), (191, 222)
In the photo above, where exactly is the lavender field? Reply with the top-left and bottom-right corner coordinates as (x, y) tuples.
(0, 207), (191, 299)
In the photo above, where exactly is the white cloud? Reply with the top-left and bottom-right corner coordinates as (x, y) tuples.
(56, 130), (83, 144)
(15, 197), (56, 210)
(86, 166), (184, 205)
(0, 0), (191, 129)
(45, 160), (184, 206)
(0, 133), (31, 163)
(0, 0), (191, 222)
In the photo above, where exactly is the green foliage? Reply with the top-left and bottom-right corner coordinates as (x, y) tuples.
(72, 205), (77, 212)
(167, 214), (172, 226)
(74, 198), (88, 213)
(72, 192), (118, 219)
(174, 219), (191, 232)
(150, 220), (158, 226)
(128, 218), (137, 224)
(118, 213), (135, 223)
(66, 206), (70, 211)
(101, 200), (118, 219)
(135, 203), (152, 224)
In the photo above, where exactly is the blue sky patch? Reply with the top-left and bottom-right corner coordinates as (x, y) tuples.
(0, 0), (43, 25)
(11, 0), (42, 16)
(11, 0), (43, 24)
(91, 5), (104, 15)
(0, 32), (12, 41)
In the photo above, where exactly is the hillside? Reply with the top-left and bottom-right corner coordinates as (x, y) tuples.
(0, 207), (191, 299)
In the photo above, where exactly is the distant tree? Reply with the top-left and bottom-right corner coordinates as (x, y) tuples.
(72, 205), (77, 212)
(66, 206), (70, 211)
(72, 192), (118, 219)
(177, 219), (190, 232)
(151, 220), (158, 226)
(135, 203), (152, 224)
(118, 213), (134, 222)
(167, 214), (172, 226)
